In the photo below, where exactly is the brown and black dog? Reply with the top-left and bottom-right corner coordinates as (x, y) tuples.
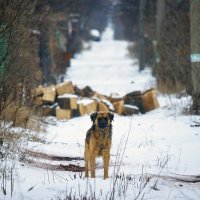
(84, 111), (114, 179)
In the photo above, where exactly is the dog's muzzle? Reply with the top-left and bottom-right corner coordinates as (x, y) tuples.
(98, 118), (108, 129)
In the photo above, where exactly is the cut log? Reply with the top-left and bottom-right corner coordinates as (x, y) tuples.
(74, 85), (95, 97)
(123, 104), (139, 115)
(42, 85), (56, 103)
(78, 99), (97, 115)
(82, 86), (95, 97)
(56, 81), (74, 95)
(124, 91), (144, 113)
(85, 101), (97, 114)
(57, 98), (71, 109)
(31, 85), (44, 97)
(70, 97), (78, 109)
(113, 100), (124, 115)
(56, 108), (71, 120)
(78, 103), (87, 116)
(108, 93), (124, 103)
(57, 94), (78, 109)
(98, 101), (110, 112)
(74, 85), (84, 96)
(101, 99), (114, 111)
(142, 88), (159, 112)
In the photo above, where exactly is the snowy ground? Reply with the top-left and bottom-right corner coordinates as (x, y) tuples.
(67, 25), (155, 96)
(1, 26), (200, 200)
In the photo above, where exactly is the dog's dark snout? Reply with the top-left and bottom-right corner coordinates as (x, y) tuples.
(98, 117), (108, 128)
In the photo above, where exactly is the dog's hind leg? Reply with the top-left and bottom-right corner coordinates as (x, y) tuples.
(85, 159), (89, 177)
(84, 143), (89, 177)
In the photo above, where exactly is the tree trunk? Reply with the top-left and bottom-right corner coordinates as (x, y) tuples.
(139, 0), (146, 71)
(156, 0), (165, 38)
(190, 0), (200, 114)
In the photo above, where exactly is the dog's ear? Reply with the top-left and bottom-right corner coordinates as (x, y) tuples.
(90, 112), (97, 123)
(108, 112), (114, 121)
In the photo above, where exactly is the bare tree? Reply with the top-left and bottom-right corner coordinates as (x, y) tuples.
(0, 0), (42, 124)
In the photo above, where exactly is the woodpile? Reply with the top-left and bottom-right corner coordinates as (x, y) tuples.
(142, 89), (160, 112)
(32, 81), (160, 120)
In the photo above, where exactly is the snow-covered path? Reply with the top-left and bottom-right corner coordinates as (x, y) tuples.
(2, 26), (200, 200)
(67, 26), (155, 96)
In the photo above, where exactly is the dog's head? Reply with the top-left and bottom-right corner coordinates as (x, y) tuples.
(90, 111), (114, 129)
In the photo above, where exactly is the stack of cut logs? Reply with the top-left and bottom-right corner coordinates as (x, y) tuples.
(32, 81), (160, 120)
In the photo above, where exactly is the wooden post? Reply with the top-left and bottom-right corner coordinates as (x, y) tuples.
(190, 0), (200, 113)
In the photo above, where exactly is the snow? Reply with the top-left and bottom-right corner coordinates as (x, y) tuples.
(78, 98), (94, 106)
(67, 25), (156, 96)
(90, 29), (100, 37)
(1, 26), (200, 200)
(58, 94), (78, 99)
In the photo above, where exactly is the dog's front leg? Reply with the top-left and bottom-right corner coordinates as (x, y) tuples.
(84, 145), (89, 177)
(103, 150), (110, 179)
(89, 154), (95, 178)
